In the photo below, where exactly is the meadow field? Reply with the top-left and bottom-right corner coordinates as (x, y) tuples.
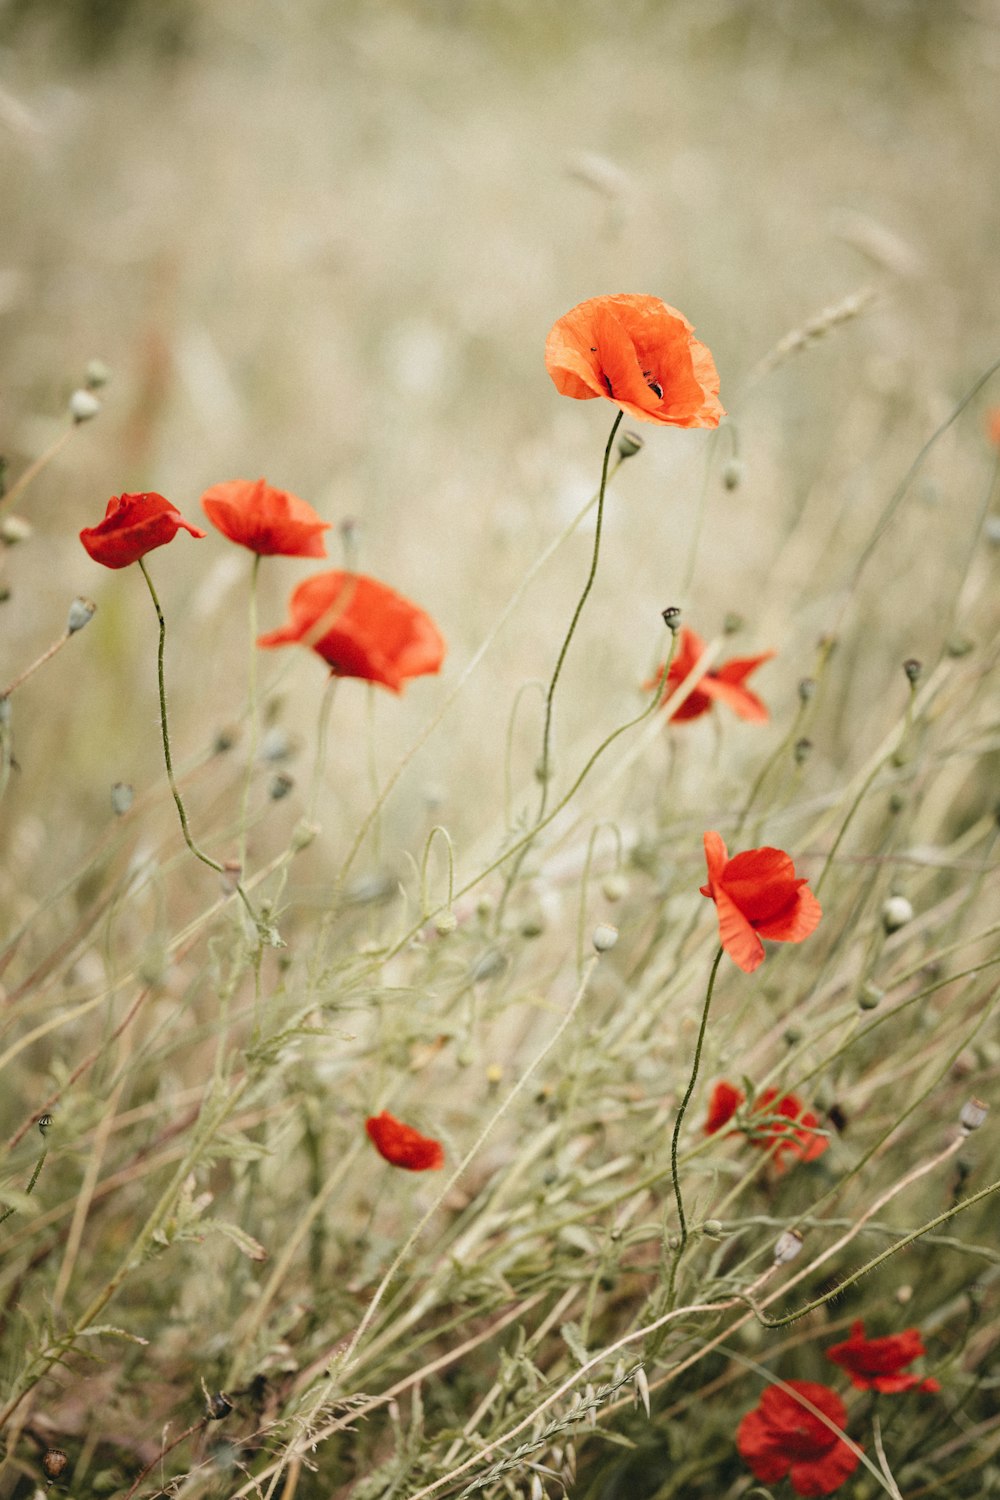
(1, 3), (999, 1497)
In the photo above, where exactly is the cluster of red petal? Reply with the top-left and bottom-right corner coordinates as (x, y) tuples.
(79, 492), (206, 570)
(737, 1381), (860, 1497)
(826, 1321), (940, 1393)
(200, 477), (330, 558)
(257, 570), (446, 693)
(701, 831), (822, 973)
(704, 1081), (828, 1170)
(365, 1111), (444, 1171)
(648, 627), (774, 723)
(545, 294), (723, 428)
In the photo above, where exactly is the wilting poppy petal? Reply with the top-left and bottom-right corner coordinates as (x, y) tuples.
(258, 570), (446, 692)
(737, 1381), (860, 1497)
(80, 492), (206, 570)
(201, 477), (330, 557)
(365, 1111), (444, 1171)
(700, 833), (821, 972)
(545, 294), (723, 428)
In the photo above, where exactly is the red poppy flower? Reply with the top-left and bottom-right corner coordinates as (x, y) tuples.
(365, 1111), (444, 1171)
(700, 832), (822, 973)
(200, 477), (330, 558)
(257, 571), (446, 693)
(704, 1081), (828, 1170)
(79, 492), (206, 570)
(544, 293), (723, 428)
(738, 1381), (861, 1496)
(826, 1321), (940, 1394)
(647, 627), (774, 722)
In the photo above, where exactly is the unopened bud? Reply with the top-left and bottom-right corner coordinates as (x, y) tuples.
(661, 606), (681, 633)
(701, 1218), (725, 1239)
(617, 429), (644, 459)
(903, 657), (922, 685)
(882, 894), (914, 933)
(959, 1097), (988, 1134)
(859, 982), (883, 1011)
(592, 923), (619, 952)
(67, 596), (97, 633)
(773, 1228), (804, 1265)
(486, 1062), (503, 1086)
(601, 872), (628, 902)
(291, 818), (319, 851)
(111, 781), (134, 816)
(534, 756), (554, 783)
(723, 611), (743, 635)
(798, 677), (816, 703)
(794, 736), (813, 766)
(69, 388), (101, 423)
(0, 515), (31, 545)
(722, 458), (743, 490)
(269, 772), (294, 800)
(434, 909), (458, 937)
(85, 358), (111, 389)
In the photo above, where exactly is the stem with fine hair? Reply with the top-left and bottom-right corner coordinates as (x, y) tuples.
(138, 558), (262, 935)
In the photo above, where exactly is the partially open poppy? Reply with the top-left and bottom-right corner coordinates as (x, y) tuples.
(545, 293), (723, 428)
(826, 1321), (939, 1394)
(365, 1111), (444, 1171)
(737, 1381), (861, 1496)
(648, 627), (774, 722)
(257, 570), (446, 693)
(79, 492), (206, 570)
(701, 832), (822, 973)
(200, 477), (330, 558)
(704, 1081), (828, 1170)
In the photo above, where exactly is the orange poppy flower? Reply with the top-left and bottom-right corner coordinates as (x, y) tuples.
(544, 293), (723, 428)
(257, 570), (446, 693)
(365, 1111), (444, 1171)
(200, 477), (330, 558)
(79, 492), (206, 570)
(648, 627), (774, 722)
(826, 1321), (939, 1394)
(704, 1081), (828, 1170)
(700, 831), (822, 973)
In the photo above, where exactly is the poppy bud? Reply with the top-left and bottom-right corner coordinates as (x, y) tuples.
(69, 388), (101, 423)
(661, 606), (681, 633)
(722, 458), (743, 490)
(859, 982), (883, 1010)
(592, 923), (619, 952)
(773, 1228), (804, 1265)
(434, 910), (458, 937)
(520, 911), (545, 938)
(798, 677), (816, 703)
(617, 429), (644, 459)
(959, 1097), (988, 1134)
(42, 1448), (69, 1480)
(882, 894), (913, 933)
(701, 1218), (725, 1239)
(67, 596), (97, 634)
(486, 1062), (503, 1086)
(601, 873), (628, 902)
(111, 782), (134, 816)
(794, 736), (813, 766)
(534, 756), (554, 783)
(903, 657), (922, 685)
(291, 819), (319, 851)
(86, 358), (111, 389)
(269, 772), (294, 800)
(0, 515), (31, 545)
(946, 634), (974, 658)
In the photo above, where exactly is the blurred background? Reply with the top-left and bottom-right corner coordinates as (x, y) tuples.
(2, 0), (998, 882)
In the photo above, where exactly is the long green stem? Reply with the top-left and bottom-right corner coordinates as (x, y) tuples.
(670, 946), (724, 1261)
(238, 552), (263, 870)
(138, 558), (262, 936)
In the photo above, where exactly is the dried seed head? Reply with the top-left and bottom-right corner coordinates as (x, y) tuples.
(773, 1228), (804, 1265)
(903, 657), (922, 685)
(66, 596), (97, 634)
(592, 923), (619, 953)
(882, 894), (914, 933)
(960, 1097), (989, 1134)
(69, 388), (101, 423)
(661, 605), (681, 633)
(110, 782), (134, 816)
(37, 1112), (54, 1137)
(617, 429), (644, 459)
(42, 1448), (69, 1480)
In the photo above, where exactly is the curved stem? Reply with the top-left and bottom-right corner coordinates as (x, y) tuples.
(669, 946), (725, 1276)
(138, 558), (261, 935)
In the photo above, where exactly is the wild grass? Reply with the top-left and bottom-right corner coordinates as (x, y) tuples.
(2, 4), (999, 1498)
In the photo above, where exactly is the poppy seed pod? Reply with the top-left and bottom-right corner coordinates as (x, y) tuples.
(882, 894), (914, 933)
(0, 515), (32, 545)
(85, 358), (111, 389)
(42, 1448), (69, 1480)
(111, 782), (134, 816)
(959, 1097), (988, 1133)
(903, 657), (923, 685)
(617, 429), (644, 459)
(592, 923), (619, 952)
(773, 1228), (804, 1265)
(67, 596), (97, 634)
(69, 388), (101, 422)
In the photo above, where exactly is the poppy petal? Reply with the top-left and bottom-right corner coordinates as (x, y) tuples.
(712, 885), (766, 972)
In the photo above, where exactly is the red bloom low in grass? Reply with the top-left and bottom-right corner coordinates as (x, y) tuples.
(79, 492), (206, 569)
(200, 477), (330, 558)
(704, 1081), (828, 1170)
(737, 1381), (861, 1497)
(701, 831), (822, 973)
(257, 570), (446, 693)
(827, 1321), (940, 1394)
(365, 1111), (444, 1171)
(648, 627), (775, 723)
(545, 293), (723, 428)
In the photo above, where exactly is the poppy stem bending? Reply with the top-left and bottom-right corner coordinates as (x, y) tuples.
(536, 408), (623, 813)
(670, 946), (725, 1268)
(138, 558), (262, 936)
